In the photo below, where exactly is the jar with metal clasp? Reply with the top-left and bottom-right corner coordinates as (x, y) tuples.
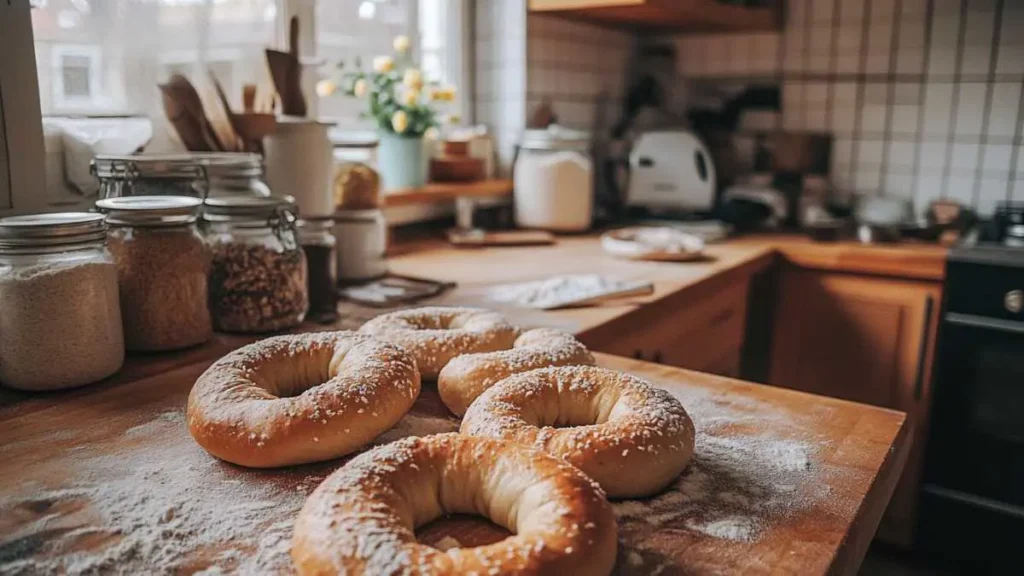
(202, 195), (308, 333)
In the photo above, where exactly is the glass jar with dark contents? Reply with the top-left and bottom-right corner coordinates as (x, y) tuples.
(201, 196), (308, 333)
(297, 219), (338, 323)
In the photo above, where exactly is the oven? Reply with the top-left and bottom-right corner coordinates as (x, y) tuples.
(918, 246), (1024, 572)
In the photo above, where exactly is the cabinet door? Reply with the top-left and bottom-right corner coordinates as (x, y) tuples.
(770, 269), (937, 409)
(770, 268), (941, 547)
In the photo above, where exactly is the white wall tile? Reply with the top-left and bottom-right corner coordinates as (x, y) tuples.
(884, 172), (915, 198)
(888, 141), (918, 168)
(951, 143), (981, 170)
(920, 141), (950, 169)
(995, 43), (1024, 74)
(982, 143), (1013, 175)
(976, 177), (1008, 216)
(859, 140), (885, 165)
(964, 9), (997, 46)
(860, 105), (888, 134)
(954, 83), (988, 136)
(986, 82), (1022, 138)
(891, 105), (921, 135)
(922, 82), (955, 136)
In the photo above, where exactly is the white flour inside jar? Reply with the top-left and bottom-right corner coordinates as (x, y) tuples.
(0, 260), (124, 390)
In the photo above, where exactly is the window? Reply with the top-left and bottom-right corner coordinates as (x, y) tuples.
(313, 0), (467, 129)
(30, 0), (468, 127)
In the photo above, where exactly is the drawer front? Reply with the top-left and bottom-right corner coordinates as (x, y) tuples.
(945, 260), (1024, 322)
(661, 285), (747, 373)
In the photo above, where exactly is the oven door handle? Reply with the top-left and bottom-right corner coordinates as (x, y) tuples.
(945, 312), (1024, 335)
(913, 295), (934, 402)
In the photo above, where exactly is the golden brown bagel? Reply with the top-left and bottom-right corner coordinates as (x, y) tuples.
(437, 328), (595, 416)
(187, 332), (420, 468)
(358, 307), (519, 379)
(461, 366), (695, 498)
(291, 433), (617, 576)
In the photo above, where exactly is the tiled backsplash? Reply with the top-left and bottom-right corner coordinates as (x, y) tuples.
(473, 3), (633, 174)
(673, 0), (1024, 216)
(473, 0), (527, 176)
(526, 15), (633, 132)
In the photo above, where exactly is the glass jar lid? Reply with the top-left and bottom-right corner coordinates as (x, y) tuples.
(0, 212), (107, 250)
(202, 153), (264, 180)
(203, 195), (297, 225)
(519, 125), (591, 151)
(92, 154), (207, 181)
(96, 195), (202, 227)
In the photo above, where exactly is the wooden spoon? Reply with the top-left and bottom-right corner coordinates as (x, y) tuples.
(162, 74), (224, 151)
(265, 16), (306, 117)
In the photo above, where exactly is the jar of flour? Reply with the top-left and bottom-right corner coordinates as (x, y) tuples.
(0, 213), (124, 391)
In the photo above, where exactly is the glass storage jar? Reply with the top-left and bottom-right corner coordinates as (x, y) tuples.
(92, 154), (207, 199)
(297, 218), (338, 323)
(0, 213), (124, 391)
(96, 196), (212, 352)
(202, 195), (308, 333)
(203, 153), (272, 198)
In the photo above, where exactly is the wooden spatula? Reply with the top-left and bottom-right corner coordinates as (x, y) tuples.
(266, 16), (306, 117)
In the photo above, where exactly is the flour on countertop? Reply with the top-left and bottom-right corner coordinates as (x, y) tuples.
(487, 274), (647, 309)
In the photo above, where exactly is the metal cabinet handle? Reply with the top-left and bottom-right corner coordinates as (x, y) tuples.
(913, 295), (934, 401)
(653, 351), (663, 364)
(633, 349), (643, 360)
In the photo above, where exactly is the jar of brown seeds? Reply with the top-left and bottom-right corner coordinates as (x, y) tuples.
(96, 196), (212, 352)
(202, 195), (308, 333)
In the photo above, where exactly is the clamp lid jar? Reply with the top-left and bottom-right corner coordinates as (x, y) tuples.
(96, 196), (213, 352)
(202, 195), (308, 333)
(0, 212), (124, 391)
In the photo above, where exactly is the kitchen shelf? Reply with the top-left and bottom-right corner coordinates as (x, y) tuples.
(528, 0), (781, 33)
(384, 179), (513, 208)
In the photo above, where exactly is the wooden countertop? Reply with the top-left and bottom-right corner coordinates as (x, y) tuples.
(0, 353), (909, 575)
(0, 231), (925, 573)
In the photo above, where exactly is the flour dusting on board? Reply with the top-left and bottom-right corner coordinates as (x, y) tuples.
(611, 384), (840, 573)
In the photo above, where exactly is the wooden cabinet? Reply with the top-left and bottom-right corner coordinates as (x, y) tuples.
(770, 267), (942, 547)
(528, 0), (781, 33)
(592, 280), (750, 378)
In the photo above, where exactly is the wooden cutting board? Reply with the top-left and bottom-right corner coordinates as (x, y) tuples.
(0, 352), (908, 575)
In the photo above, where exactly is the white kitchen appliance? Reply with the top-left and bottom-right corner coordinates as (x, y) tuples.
(627, 131), (716, 214)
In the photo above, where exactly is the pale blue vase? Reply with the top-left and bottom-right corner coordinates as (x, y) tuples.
(377, 131), (426, 191)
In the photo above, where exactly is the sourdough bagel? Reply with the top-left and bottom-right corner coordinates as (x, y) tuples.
(438, 328), (595, 416)
(292, 433), (617, 576)
(461, 366), (695, 498)
(358, 307), (519, 379)
(187, 332), (420, 468)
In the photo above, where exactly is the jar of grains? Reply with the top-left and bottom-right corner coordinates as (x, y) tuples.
(297, 218), (338, 323)
(96, 196), (212, 351)
(0, 213), (124, 391)
(202, 195), (308, 333)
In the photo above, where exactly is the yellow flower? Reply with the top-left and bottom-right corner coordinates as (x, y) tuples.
(446, 113), (462, 125)
(353, 78), (368, 98)
(373, 56), (395, 74)
(424, 127), (440, 140)
(429, 85), (457, 102)
(315, 79), (337, 97)
(403, 68), (423, 91)
(391, 110), (409, 134)
(393, 35), (411, 54)
(403, 88), (421, 107)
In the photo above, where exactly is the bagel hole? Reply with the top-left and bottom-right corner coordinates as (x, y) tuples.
(263, 352), (333, 398)
(415, 515), (511, 550)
